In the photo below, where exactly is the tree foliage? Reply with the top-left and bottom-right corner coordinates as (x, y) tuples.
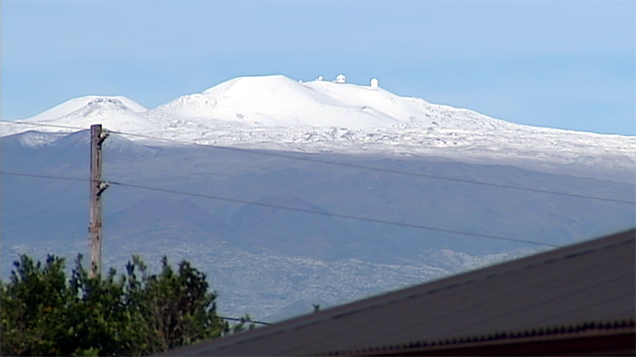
(0, 254), (228, 356)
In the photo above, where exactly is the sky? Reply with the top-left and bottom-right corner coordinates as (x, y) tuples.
(1, 0), (634, 135)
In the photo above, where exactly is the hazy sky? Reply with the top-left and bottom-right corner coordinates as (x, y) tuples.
(2, 0), (634, 135)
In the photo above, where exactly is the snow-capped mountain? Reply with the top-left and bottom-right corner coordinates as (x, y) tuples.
(0, 75), (626, 141)
(2, 74), (635, 321)
(155, 75), (406, 128)
(34, 96), (156, 132)
(150, 75), (521, 131)
(26, 95), (147, 121)
(3, 75), (634, 182)
(149, 74), (518, 130)
(2, 96), (154, 136)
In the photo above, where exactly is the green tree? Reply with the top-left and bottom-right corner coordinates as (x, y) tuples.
(124, 255), (227, 353)
(0, 254), (228, 356)
(1, 255), (71, 356)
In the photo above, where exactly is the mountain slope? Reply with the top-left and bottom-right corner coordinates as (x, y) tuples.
(36, 97), (158, 132)
(2, 137), (633, 319)
(106, 197), (228, 241)
(2, 97), (156, 136)
(2, 74), (635, 321)
(26, 95), (147, 121)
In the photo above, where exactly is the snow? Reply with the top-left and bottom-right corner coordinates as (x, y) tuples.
(151, 74), (518, 131)
(2, 74), (635, 181)
(4, 97), (157, 135)
(13, 130), (66, 148)
(152, 75), (401, 128)
(25, 95), (147, 121)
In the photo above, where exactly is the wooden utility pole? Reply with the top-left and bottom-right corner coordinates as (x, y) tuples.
(89, 124), (109, 278)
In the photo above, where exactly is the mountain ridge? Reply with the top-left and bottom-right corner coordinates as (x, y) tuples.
(3, 75), (633, 182)
(0, 74), (619, 134)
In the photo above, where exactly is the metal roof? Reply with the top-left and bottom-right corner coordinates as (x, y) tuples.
(162, 229), (635, 356)
(332, 319), (635, 356)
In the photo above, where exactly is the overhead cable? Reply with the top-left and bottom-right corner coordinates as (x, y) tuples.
(0, 171), (563, 248)
(114, 130), (636, 206)
(2, 120), (633, 205)
(217, 316), (272, 326)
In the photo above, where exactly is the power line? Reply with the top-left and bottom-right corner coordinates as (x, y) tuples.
(108, 181), (564, 248)
(1, 120), (88, 131)
(2, 120), (633, 205)
(217, 316), (272, 326)
(110, 131), (636, 206)
(0, 171), (563, 248)
(1, 172), (88, 182)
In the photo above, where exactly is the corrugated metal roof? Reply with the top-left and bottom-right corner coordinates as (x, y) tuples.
(325, 319), (636, 356)
(162, 229), (635, 356)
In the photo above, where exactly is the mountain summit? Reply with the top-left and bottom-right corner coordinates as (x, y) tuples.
(3, 74), (518, 134)
(17, 96), (157, 133)
(2, 75), (634, 182)
(151, 75), (511, 130)
(153, 75), (400, 128)
(26, 95), (147, 121)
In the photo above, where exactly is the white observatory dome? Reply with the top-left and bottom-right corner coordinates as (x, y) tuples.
(370, 78), (379, 88)
(336, 74), (346, 84)
(317, 75), (323, 81)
